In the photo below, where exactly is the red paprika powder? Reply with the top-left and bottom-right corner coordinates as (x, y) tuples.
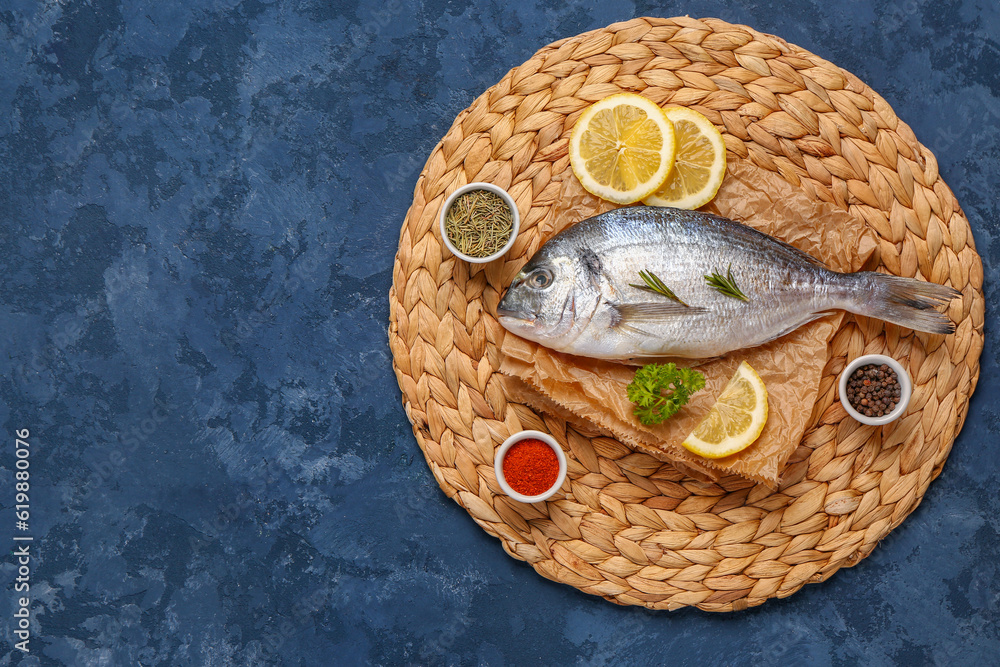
(502, 438), (559, 496)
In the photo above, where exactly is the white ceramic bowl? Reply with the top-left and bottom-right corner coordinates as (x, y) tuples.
(494, 430), (567, 503)
(439, 182), (520, 263)
(839, 354), (912, 426)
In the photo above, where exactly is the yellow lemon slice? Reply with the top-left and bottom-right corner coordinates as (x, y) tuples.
(644, 107), (726, 210)
(569, 93), (676, 204)
(682, 361), (768, 459)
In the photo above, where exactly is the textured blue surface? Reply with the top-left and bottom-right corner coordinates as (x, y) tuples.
(0, 1), (998, 665)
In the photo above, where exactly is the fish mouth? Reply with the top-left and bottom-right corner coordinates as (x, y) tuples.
(496, 306), (532, 322)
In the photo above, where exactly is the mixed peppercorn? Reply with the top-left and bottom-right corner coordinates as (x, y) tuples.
(846, 364), (901, 418)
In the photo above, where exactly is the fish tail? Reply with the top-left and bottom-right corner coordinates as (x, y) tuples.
(842, 272), (960, 334)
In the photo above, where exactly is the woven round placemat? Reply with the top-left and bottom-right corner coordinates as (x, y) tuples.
(388, 17), (984, 611)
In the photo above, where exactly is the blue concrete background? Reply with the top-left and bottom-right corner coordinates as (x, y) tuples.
(0, 1), (997, 665)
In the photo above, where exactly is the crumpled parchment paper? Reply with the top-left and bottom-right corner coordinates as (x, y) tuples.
(497, 159), (878, 487)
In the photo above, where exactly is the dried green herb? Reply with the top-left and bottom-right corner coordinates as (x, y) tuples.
(629, 269), (688, 306)
(444, 189), (513, 258)
(705, 264), (749, 302)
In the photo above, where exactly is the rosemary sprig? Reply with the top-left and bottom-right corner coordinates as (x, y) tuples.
(629, 269), (688, 306)
(705, 264), (749, 302)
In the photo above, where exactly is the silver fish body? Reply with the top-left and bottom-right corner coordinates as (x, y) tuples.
(497, 207), (958, 360)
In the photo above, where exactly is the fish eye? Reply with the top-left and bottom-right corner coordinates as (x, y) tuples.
(527, 268), (553, 290)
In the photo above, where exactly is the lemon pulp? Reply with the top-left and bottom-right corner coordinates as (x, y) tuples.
(644, 107), (727, 210)
(681, 361), (768, 459)
(569, 93), (676, 204)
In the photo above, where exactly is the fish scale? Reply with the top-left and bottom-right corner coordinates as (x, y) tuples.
(497, 207), (959, 361)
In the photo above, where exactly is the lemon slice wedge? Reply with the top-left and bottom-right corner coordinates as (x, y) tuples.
(644, 107), (727, 210)
(682, 361), (768, 459)
(569, 93), (676, 204)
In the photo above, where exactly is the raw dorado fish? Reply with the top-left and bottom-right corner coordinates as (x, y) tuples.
(496, 207), (959, 360)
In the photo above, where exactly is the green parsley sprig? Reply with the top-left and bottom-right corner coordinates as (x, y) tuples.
(626, 363), (706, 425)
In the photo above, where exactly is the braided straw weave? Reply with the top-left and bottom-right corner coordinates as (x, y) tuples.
(388, 17), (984, 611)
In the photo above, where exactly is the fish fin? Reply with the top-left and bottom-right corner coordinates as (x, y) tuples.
(701, 209), (831, 269)
(610, 302), (707, 336)
(846, 273), (960, 334)
(615, 302), (707, 321)
(616, 322), (654, 337)
(622, 355), (725, 367)
(753, 313), (828, 347)
(766, 234), (829, 269)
